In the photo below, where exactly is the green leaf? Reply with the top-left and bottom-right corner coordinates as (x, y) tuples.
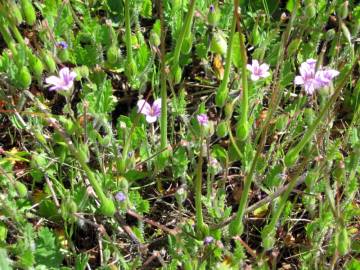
(35, 227), (64, 268)
(172, 147), (189, 178)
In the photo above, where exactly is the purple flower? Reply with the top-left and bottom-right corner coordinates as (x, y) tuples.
(209, 4), (215, 13)
(45, 67), (76, 91)
(56, 41), (68, 49)
(246, 60), (270, 81)
(115, 192), (126, 202)
(204, 236), (214, 245)
(316, 69), (339, 87)
(294, 59), (319, 95)
(197, 114), (209, 126)
(294, 59), (339, 95)
(137, 99), (161, 123)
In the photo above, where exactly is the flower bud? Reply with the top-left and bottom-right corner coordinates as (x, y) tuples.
(236, 121), (249, 141)
(224, 102), (234, 119)
(21, 0), (36, 26)
(207, 4), (220, 26)
(216, 120), (229, 138)
(181, 35), (193, 55)
(215, 87), (228, 107)
(304, 3), (316, 19)
(171, 64), (182, 84)
(18, 66), (32, 89)
(106, 45), (120, 64)
(8, 2), (23, 25)
(42, 51), (56, 72)
(150, 31), (160, 47)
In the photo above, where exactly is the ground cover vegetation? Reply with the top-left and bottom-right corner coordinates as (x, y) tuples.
(0, 0), (359, 269)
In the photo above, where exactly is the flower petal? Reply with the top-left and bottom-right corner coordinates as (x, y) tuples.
(69, 71), (77, 81)
(153, 99), (162, 110)
(137, 99), (151, 115)
(261, 71), (270, 78)
(59, 67), (70, 79)
(246, 64), (253, 72)
(45, 75), (61, 85)
(145, 115), (157, 123)
(252, 59), (259, 68)
(250, 74), (260, 81)
(260, 63), (269, 72)
(294, 76), (304, 85)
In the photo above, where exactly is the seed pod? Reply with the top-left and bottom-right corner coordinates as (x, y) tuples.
(236, 121), (249, 141)
(21, 0), (36, 26)
(15, 181), (28, 198)
(224, 102), (234, 120)
(171, 64), (182, 84)
(181, 35), (192, 55)
(42, 51), (56, 72)
(125, 59), (137, 78)
(216, 120), (229, 138)
(215, 88), (228, 108)
(58, 49), (69, 62)
(18, 66), (32, 89)
(251, 25), (260, 46)
(8, 1), (23, 25)
(210, 32), (227, 56)
(304, 3), (316, 18)
(106, 45), (119, 64)
(150, 31), (160, 47)
(29, 55), (44, 78)
(99, 198), (116, 217)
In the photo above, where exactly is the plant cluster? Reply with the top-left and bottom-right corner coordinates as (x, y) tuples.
(0, 0), (359, 269)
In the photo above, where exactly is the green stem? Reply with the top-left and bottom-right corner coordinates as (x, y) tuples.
(159, 0), (167, 149)
(124, 0), (133, 64)
(195, 133), (205, 233)
(284, 61), (356, 167)
(215, 15), (236, 107)
(229, 1), (299, 236)
(236, 9), (249, 141)
(172, 0), (196, 65)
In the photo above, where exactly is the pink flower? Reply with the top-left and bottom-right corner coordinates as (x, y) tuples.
(246, 60), (270, 81)
(294, 59), (319, 95)
(197, 114), (209, 126)
(45, 67), (76, 91)
(294, 59), (339, 95)
(316, 69), (340, 87)
(137, 99), (161, 123)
